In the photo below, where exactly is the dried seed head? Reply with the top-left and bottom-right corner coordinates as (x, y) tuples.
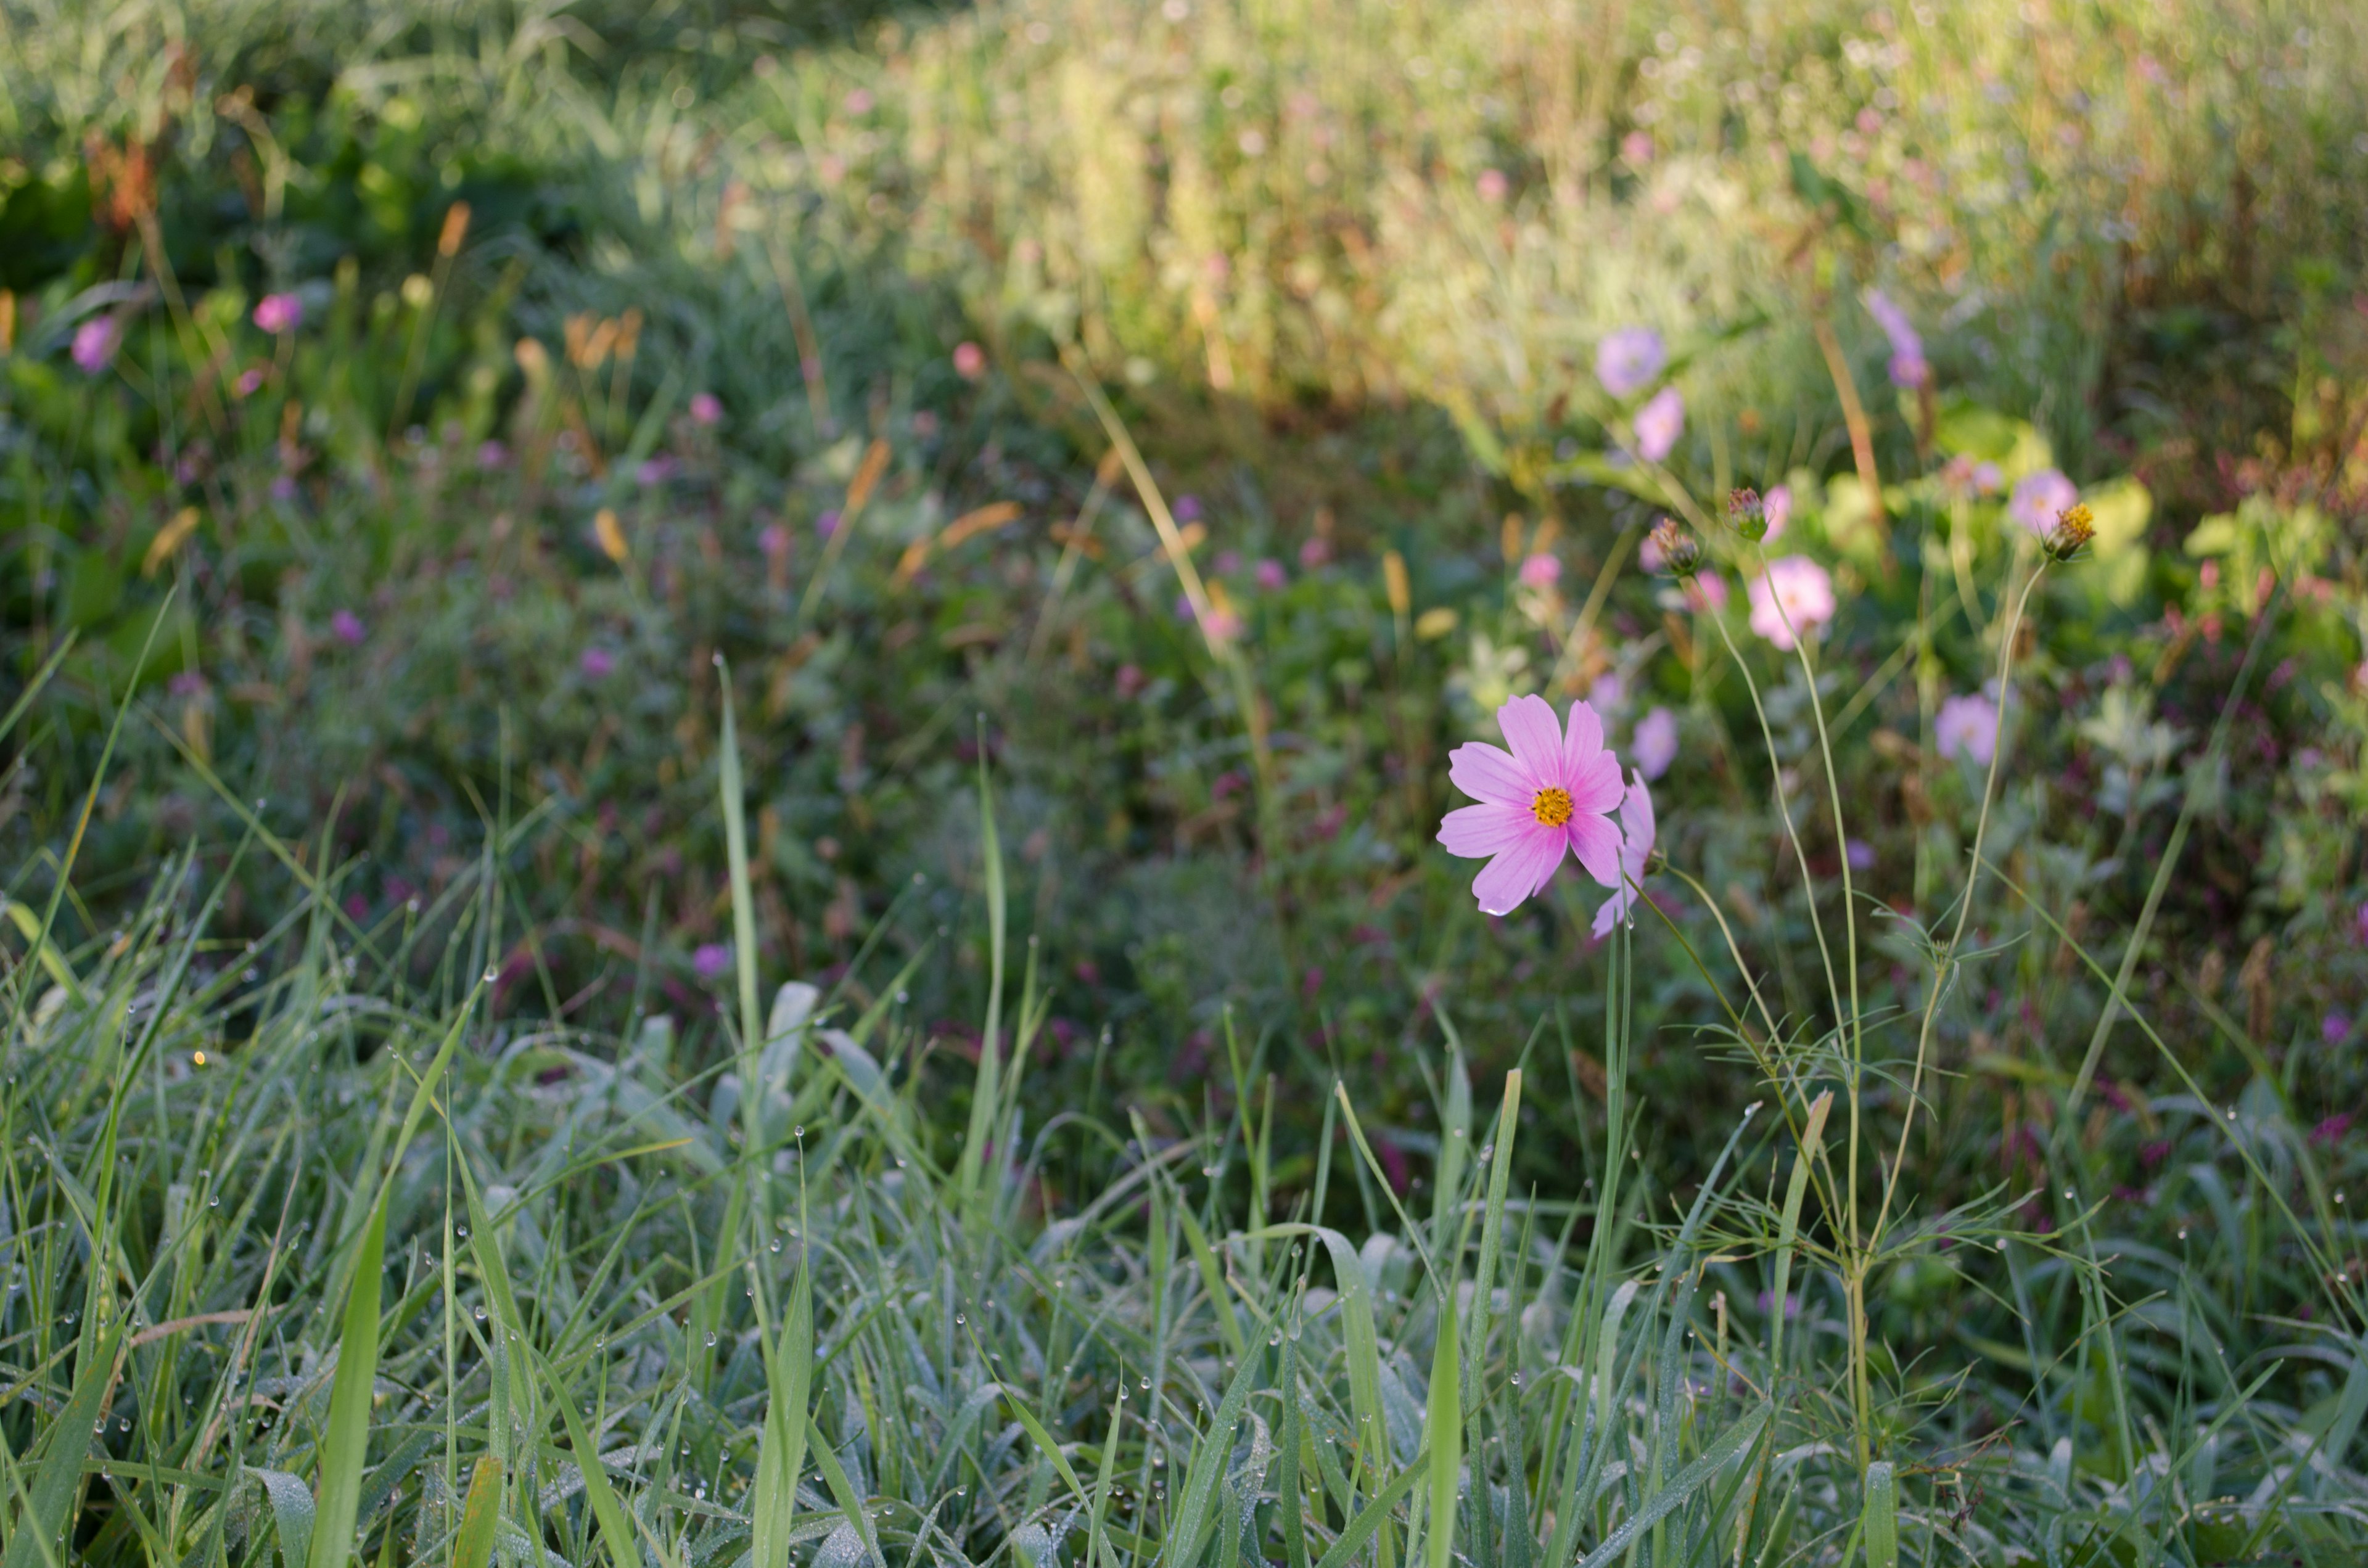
(1649, 515), (1703, 577)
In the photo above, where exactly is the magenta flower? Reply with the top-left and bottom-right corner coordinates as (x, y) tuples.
(1596, 327), (1666, 399)
(1255, 558), (1287, 590)
(2008, 470), (2078, 538)
(1762, 483), (1792, 541)
(253, 293), (303, 334)
(1936, 692), (1999, 765)
(477, 440), (509, 470)
(1631, 705), (1678, 780)
(1590, 772), (1657, 937)
(72, 316), (121, 374)
(2325, 1012), (2351, 1045)
(1862, 289), (1930, 388)
(1634, 386), (1684, 462)
(815, 509), (842, 538)
(1297, 536), (1330, 568)
(636, 456), (676, 487)
(1746, 556), (1836, 649)
(1174, 493), (1203, 523)
(1518, 553), (1561, 588)
(689, 392), (723, 425)
(1437, 696), (1625, 916)
(693, 942), (734, 981)
(331, 609), (367, 646)
(581, 647), (616, 678)
(952, 341), (987, 380)
(235, 367), (266, 397)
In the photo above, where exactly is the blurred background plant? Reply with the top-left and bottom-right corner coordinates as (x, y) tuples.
(3, 0), (2368, 1551)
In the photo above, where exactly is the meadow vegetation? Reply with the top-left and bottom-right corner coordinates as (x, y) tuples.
(3, 0), (2367, 1563)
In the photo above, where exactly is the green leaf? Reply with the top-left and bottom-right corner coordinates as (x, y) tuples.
(305, 1197), (387, 1568)
(1424, 1287), (1460, 1568)
(1, 1326), (120, 1568)
(453, 1458), (504, 1568)
(1574, 1404), (1769, 1568)
(1862, 1461), (1899, 1568)
(752, 1255), (815, 1568)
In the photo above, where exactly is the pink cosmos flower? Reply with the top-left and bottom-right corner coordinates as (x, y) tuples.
(1437, 695), (1625, 916)
(1620, 131), (1655, 165)
(2008, 470), (2078, 538)
(253, 293), (303, 334)
(1595, 327), (1666, 398)
(689, 392), (723, 425)
(72, 316), (121, 374)
(952, 341), (987, 380)
(1298, 536), (1331, 568)
(1762, 484), (1791, 541)
(1588, 672), (1625, 716)
(1634, 386), (1684, 462)
(1631, 705), (1677, 780)
(1518, 553), (1561, 588)
(1476, 168), (1509, 202)
(1590, 771), (1656, 938)
(1936, 692), (1999, 765)
(1688, 569), (1730, 612)
(1746, 556), (1836, 649)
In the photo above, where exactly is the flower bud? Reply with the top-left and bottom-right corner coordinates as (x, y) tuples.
(1648, 515), (1703, 577)
(1727, 486), (1767, 541)
(2045, 503), (2095, 562)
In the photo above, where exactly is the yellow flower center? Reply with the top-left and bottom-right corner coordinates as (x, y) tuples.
(1531, 787), (1573, 826)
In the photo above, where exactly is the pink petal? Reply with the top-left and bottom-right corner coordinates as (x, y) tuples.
(1437, 802), (1535, 859)
(1566, 748), (1624, 816)
(1567, 812), (1624, 889)
(1448, 741), (1534, 805)
(1471, 826), (1565, 916)
(1496, 694), (1565, 781)
(1561, 700), (1606, 777)
(1591, 888), (1632, 940)
(1619, 774), (1656, 874)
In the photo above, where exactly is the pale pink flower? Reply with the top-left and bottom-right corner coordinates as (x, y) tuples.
(72, 316), (121, 374)
(1936, 692), (1999, 765)
(1688, 570), (1730, 612)
(1590, 771), (1657, 937)
(952, 341), (987, 380)
(1588, 672), (1625, 716)
(1298, 536), (1331, 569)
(1255, 558), (1287, 590)
(235, 367), (266, 397)
(1862, 289), (1928, 388)
(1746, 557), (1836, 649)
(689, 392), (723, 425)
(1631, 705), (1678, 780)
(1595, 327), (1666, 398)
(2008, 470), (2078, 538)
(1762, 484), (1791, 541)
(1518, 553), (1561, 588)
(1620, 131), (1655, 165)
(1476, 168), (1509, 203)
(1437, 696), (1625, 916)
(253, 293), (303, 334)
(1634, 386), (1684, 462)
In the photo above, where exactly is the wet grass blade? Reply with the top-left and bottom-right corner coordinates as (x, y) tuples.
(1424, 1284), (1460, 1568)
(453, 1458), (504, 1568)
(752, 1254), (815, 1568)
(1572, 1403), (1768, 1568)
(305, 1195), (387, 1568)
(955, 724), (1006, 1229)
(1862, 1459), (1898, 1568)
(1, 1325), (118, 1568)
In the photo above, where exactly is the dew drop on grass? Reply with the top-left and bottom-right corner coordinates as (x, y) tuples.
(705, 1331), (718, 1347)
(474, 1306), (487, 1321)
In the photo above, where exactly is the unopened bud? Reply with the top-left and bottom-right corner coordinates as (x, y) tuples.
(2045, 503), (2095, 562)
(1648, 516), (1703, 577)
(1727, 487), (1767, 541)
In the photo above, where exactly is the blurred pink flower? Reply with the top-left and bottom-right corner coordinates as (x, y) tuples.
(1941, 455), (2001, 497)
(2009, 470), (2078, 538)
(1863, 289), (1928, 388)
(236, 368), (266, 397)
(1256, 558), (1287, 589)
(1174, 493), (1203, 523)
(2325, 1012), (2352, 1045)
(1746, 556), (1835, 649)
(815, 509), (842, 538)
(331, 609), (367, 646)
(1476, 168), (1509, 202)
(1688, 570), (1730, 613)
(1215, 549), (1243, 576)
(689, 392), (723, 425)
(1588, 672), (1625, 715)
(1631, 705), (1677, 780)
(842, 88), (875, 115)
(1297, 536), (1331, 568)
(72, 316), (121, 374)
(693, 942), (734, 981)
(581, 647), (616, 678)
(1620, 130), (1655, 165)
(1518, 553), (1561, 588)
(2356, 902), (2368, 946)
(761, 522), (791, 559)
(1590, 771), (1656, 938)
(1437, 696), (1625, 916)
(477, 440), (509, 470)
(1595, 327), (1666, 398)
(1115, 663), (1148, 699)
(1762, 484), (1791, 541)
(952, 341), (987, 380)
(1936, 692), (2000, 765)
(636, 456), (676, 487)
(911, 409), (940, 437)
(253, 293), (303, 334)
(1634, 386), (1684, 462)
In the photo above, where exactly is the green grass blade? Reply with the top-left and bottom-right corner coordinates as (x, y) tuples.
(1861, 1460), (1898, 1568)
(248, 1470), (316, 1568)
(715, 658), (767, 1147)
(752, 1255), (815, 1568)
(1424, 1284), (1460, 1568)
(1, 1326), (119, 1568)
(536, 1342), (646, 1568)
(1767, 1091), (1832, 1385)
(305, 1196), (387, 1568)
(1572, 1403), (1768, 1568)
(453, 1458), (504, 1568)
(1310, 1454), (1430, 1568)
(1465, 1069), (1522, 1377)
(955, 724), (1007, 1228)
(0, 630), (73, 749)
(1162, 1331), (1264, 1568)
